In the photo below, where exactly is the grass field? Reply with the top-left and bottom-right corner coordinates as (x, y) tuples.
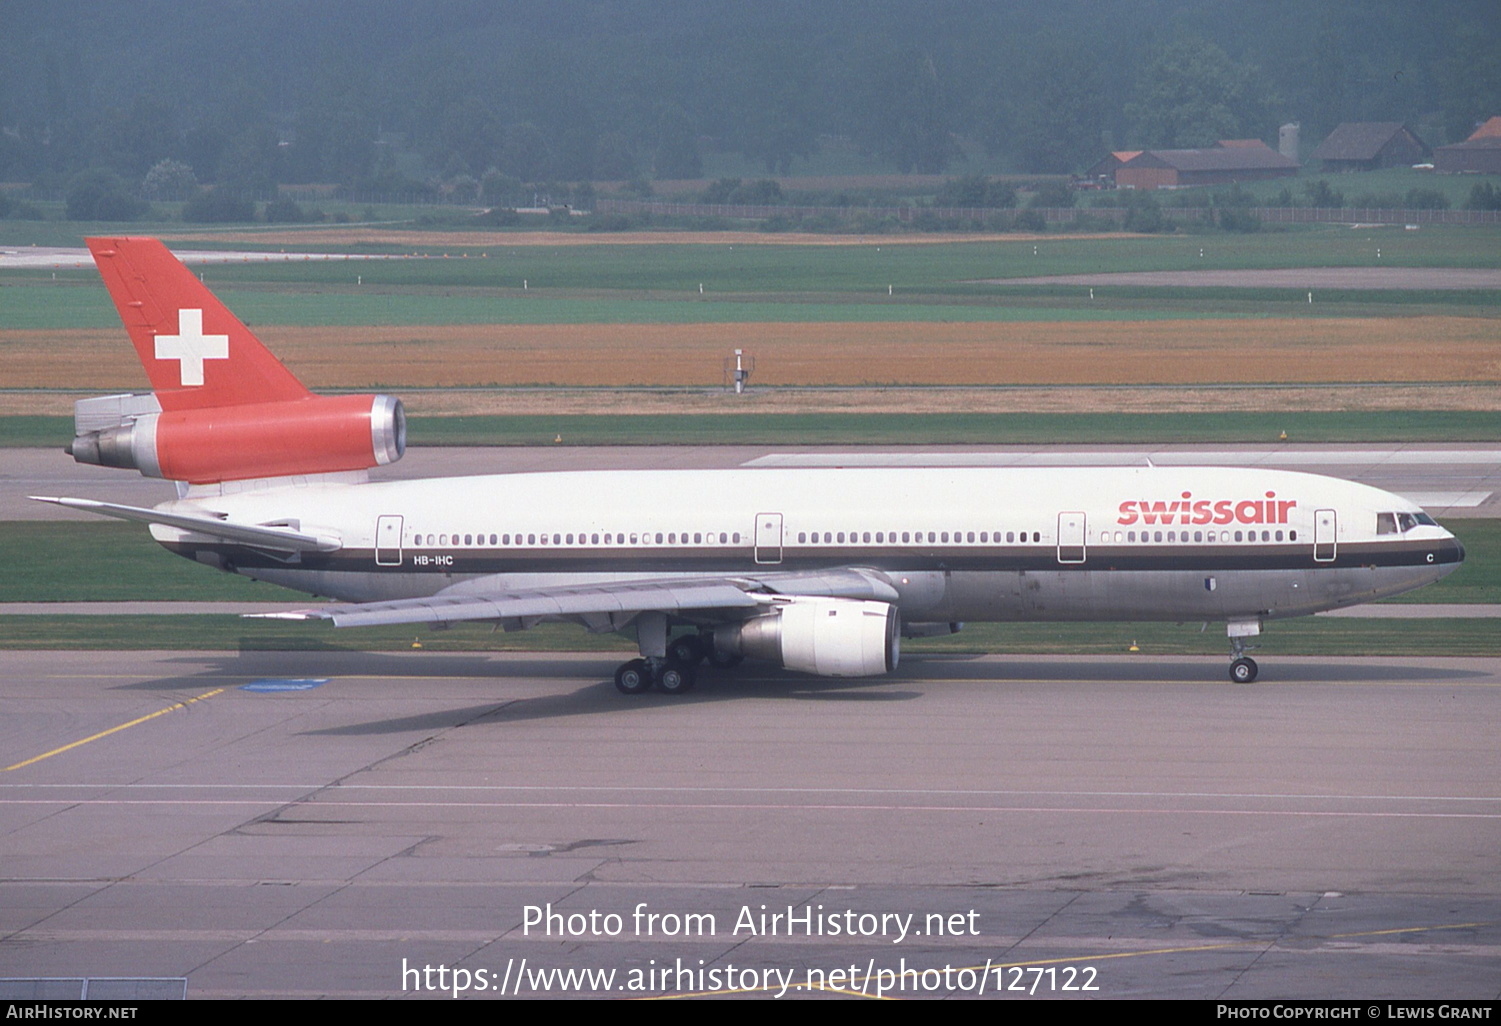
(4, 409), (1501, 448)
(3, 283), (1305, 331)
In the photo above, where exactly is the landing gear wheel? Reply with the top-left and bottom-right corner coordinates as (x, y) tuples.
(667, 634), (707, 666)
(707, 648), (744, 669)
(1229, 657), (1258, 684)
(655, 660), (696, 695)
(614, 658), (652, 695)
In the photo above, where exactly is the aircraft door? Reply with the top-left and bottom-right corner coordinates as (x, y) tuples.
(1313, 508), (1337, 562)
(375, 515), (404, 566)
(1057, 511), (1086, 564)
(754, 512), (783, 564)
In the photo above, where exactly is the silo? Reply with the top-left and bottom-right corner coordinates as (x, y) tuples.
(1279, 123), (1301, 163)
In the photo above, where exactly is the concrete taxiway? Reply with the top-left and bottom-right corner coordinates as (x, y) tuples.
(2, 650), (1499, 999)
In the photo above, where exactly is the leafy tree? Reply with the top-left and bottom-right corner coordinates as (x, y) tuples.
(1122, 192), (1168, 233)
(856, 49), (959, 174)
(264, 197), (320, 223)
(1004, 38), (1109, 174)
(653, 106), (702, 179)
(181, 188), (254, 223)
(141, 159), (197, 201)
(935, 175), (1015, 208)
(481, 170), (525, 206)
(1434, 26), (1501, 143)
(215, 124), (280, 196)
(935, 175), (986, 207)
(594, 131), (637, 181)
(501, 122), (553, 183)
(1028, 181), (1075, 209)
(65, 168), (146, 220)
(1217, 207), (1261, 232)
(1465, 182), (1501, 211)
(1305, 180), (1344, 208)
(284, 105), (376, 185)
(1127, 37), (1275, 148)
(702, 178), (742, 204)
(735, 179), (783, 204)
(1403, 188), (1448, 210)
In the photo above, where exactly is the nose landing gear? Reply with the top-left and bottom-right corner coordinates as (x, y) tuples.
(1227, 619), (1262, 683)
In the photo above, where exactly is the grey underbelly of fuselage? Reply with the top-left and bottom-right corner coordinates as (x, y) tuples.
(232, 563), (1450, 624)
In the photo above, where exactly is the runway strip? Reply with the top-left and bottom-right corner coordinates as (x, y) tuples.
(0, 246), (413, 270)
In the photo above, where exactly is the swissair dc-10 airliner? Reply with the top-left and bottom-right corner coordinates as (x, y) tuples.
(34, 238), (1465, 691)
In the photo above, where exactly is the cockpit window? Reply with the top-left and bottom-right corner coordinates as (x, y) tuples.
(1379, 511), (1437, 534)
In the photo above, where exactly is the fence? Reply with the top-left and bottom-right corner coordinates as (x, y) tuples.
(595, 198), (1501, 227)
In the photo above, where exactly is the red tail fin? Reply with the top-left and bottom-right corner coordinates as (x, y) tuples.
(87, 237), (311, 410)
(75, 237), (403, 484)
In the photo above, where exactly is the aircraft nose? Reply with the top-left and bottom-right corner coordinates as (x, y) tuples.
(1436, 536), (1465, 567)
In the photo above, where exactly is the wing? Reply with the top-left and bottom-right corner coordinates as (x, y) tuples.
(251, 567), (900, 631)
(30, 496), (340, 552)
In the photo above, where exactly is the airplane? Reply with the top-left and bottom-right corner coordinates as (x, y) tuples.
(34, 237), (1465, 691)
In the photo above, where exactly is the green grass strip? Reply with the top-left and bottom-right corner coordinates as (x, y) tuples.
(8, 410), (1500, 449)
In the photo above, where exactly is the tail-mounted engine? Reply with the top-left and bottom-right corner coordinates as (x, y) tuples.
(69, 392), (405, 484)
(714, 597), (900, 677)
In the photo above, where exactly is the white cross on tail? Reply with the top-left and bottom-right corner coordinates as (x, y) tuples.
(154, 309), (229, 386)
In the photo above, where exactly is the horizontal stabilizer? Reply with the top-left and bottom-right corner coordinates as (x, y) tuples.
(29, 496), (341, 553)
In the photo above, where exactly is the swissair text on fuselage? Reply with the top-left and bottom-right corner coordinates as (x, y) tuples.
(1118, 492), (1297, 527)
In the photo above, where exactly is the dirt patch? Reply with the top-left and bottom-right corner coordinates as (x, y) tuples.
(6, 317), (1497, 394)
(162, 228), (1118, 248)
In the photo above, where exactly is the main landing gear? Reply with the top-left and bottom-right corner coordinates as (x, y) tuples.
(614, 656), (697, 695)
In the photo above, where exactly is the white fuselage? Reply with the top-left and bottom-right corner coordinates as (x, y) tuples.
(153, 464), (1464, 626)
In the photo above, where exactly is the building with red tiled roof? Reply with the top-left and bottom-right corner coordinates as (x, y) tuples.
(1114, 141), (1298, 189)
(1434, 118), (1501, 174)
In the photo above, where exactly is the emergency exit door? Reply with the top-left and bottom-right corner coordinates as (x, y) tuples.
(375, 515), (404, 566)
(754, 512), (783, 564)
(1057, 511), (1086, 564)
(1314, 508), (1337, 562)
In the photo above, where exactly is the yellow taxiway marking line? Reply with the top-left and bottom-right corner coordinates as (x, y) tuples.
(4, 688), (226, 771)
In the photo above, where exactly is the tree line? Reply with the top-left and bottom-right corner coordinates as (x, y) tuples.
(2, 0), (1496, 196)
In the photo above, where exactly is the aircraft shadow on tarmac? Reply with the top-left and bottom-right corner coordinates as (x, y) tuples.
(109, 649), (1494, 692)
(303, 678), (928, 736)
(94, 651), (1493, 737)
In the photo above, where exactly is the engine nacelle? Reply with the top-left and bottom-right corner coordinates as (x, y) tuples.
(70, 394), (405, 484)
(715, 597), (900, 677)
